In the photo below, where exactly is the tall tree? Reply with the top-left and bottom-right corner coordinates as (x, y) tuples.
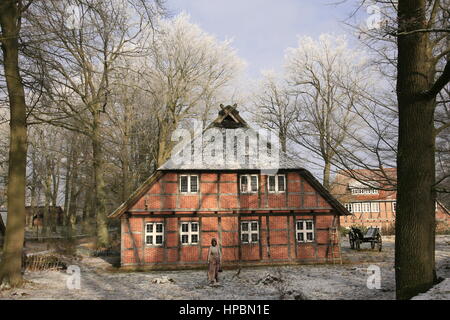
(285, 34), (369, 189)
(0, 0), (30, 287)
(140, 13), (245, 166)
(395, 0), (450, 299)
(27, 0), (164, 248)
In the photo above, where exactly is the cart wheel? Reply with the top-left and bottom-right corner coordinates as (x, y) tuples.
(377, 236), (382, 252)
(371, 241), (375, 249)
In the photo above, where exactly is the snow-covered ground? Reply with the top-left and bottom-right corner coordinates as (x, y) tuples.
(0, 235), (448, 300)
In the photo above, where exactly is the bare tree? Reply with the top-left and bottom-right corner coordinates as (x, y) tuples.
(139, 13), (246, 166)
(251, 71), (300, 153)
(339, 0), (450, 299)
(0, 0), (32, 287)
(26, 0), (164, 248)
(284, 34), (371, 189)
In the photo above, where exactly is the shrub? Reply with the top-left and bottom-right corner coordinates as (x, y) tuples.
(381, 223), (395, 236)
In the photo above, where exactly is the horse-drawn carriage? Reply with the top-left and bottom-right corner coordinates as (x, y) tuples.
(348, 227), (382, 251)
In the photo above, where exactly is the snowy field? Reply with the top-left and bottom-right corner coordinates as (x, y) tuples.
(0, 235), (449, 300)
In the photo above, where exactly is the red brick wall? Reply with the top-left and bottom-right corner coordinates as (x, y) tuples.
(121, 213), (340, 267)
(120, 171), (340, 267)
(129, 172), (333, 213)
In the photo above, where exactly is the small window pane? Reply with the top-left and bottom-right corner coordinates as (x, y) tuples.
(242, 234), (249, 243)
(251, 233), (258, 242)
(297, 221), (304, 230)
(146, 236), (153, 245)
(181, 235), (189, 244)
(268, 176), (276, 191)
(146, 224), (153, 233)
(251, 222), (258, 231)
(155, 235), (163, 244)
(241, 222), (249, 232)
(190, 176), (198, 193)
(181, 223), (189, 232)
(191, 234), (198, 243)
(241, 176), (248, 192)
(297, 233), (304, 242)
(306, 221), (313, 230)
(180, 176), (188, 193)
(156, 224), (163, 233)
(191, 223), (199, 232)
(278, 175), (285, 192)
(307, 232), (314, 241)
(251, 175), (258, 192)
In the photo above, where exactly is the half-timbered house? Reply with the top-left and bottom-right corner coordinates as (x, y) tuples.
(109, 105), (350, 269)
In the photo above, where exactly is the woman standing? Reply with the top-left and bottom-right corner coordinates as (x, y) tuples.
(207, 238), (221, 284)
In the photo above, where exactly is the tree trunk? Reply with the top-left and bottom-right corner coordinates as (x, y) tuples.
(42, 168), (52, 236)
(121, 104), (131, 202)
(322, 159), (331, 191)
(395, 0), (436, 300)
(67, 154), (79, 237)
(0, 0), (28, 287)
(92, 111), (109, 248)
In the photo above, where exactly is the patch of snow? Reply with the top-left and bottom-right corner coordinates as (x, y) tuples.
(411, 279), (450, 300)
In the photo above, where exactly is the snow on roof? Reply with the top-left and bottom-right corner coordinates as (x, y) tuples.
(158, 105), (303, 171)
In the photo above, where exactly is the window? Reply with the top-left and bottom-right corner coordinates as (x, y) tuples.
(240, 174), (258, 193)
(180, 222), (199, 245)
(267, 174), (286, 193)
(344, 203), (353, 213)
(241, 221), (259, 243)
(392, 202), (396, 212)
(145, 223), (164, 246)
(350, 188), (379, 195)
(180, 175), (199, 193)
(371, 202), (380, 213)
(352, 202), (362, 213)
(296, 220), (315, 242)
(362, 202), (371, 213)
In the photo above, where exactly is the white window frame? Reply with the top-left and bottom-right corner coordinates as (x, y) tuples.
(145, 222), (164, 246)
(370, 202), (380, 213)
(180, 222), (199, 245)
(350, 188), (379, 195)
(392, 201), (396, 212)
(241, 221), (259, 244)
(267, 174), (286, 193)
(296, 220), (315, 243)
(344, 203), (353, 213)
(362, 202), (371, 213)
(179, 175), (199, 194)
(352, 202), (362, 213)
(240, 174), (259, 193)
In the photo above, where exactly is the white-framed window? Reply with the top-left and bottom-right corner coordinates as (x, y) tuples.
(296, 220), (315, 242)
(371, 202), (380, 213)
(362, 202), (371, 213)
(344, 203), (353, 213)
(267, 174), (286, 193)
(350, 188), (379, 195)
(180, 222), (199, 245)
(392, 202), (396, 212)
(240, 174), (259, 193)
(180, 175), (199, 193)
(241, 221), (259, 243)
(352, 202), (362, 213)
(145, 222), (164, 246)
